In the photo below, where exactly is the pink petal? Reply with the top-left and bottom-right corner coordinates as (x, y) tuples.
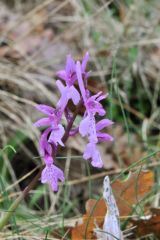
(68, 86), (80, 105)
(34, 117), (51, 127)
(96, 93), (108, 102)
(44, 155), (53, 165)
(57, 70), (67, 81)
(57, 91), (68, 111)
(56, 80), (65, 94)
(81, 52), (89, 72)
(97, 132), (114, 142)
(93, 102), (106, 116)
(83, 142), (93, 160)
(36, 104), (55, 115)
(79, 116), (90, 137)
(92, 149), (103, 168)
(83, 142), (103, 168)
(90, 92), (102, 101)
(76, 61), (87, 103)
(41, 167), (48, 184)
(97, 109), (106, 116)
(39, 127), (52, 156)
(66, 54), (75, 75)
(87, 97), (106, 116)
(96, 119), (114, 131)
(88, 114), (98, 143)
(41, 164), (64, 192)
(48, 124), (65, 146)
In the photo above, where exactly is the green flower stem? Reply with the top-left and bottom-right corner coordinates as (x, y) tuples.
(0, 99), (83, 230)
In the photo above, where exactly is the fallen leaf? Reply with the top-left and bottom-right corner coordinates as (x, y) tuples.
(72, 199), (106, 240)
(112, 170), (154, 216)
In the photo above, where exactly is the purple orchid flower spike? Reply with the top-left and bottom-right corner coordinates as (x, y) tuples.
(41, 164), (64, 192)
(34, 51), (114, 191)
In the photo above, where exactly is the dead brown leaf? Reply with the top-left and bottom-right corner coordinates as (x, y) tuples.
(112, 170), (154, 216)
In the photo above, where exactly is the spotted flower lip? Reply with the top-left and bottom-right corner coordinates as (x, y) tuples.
(41, 164), (64, 192)
(79, 114), (98, 143)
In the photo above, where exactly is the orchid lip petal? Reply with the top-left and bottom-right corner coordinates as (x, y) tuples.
(92, 150), (103, 168)
(41, 164), (64, 192)
(83, 142), (93, 160)
(83, 142), (103, 168)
